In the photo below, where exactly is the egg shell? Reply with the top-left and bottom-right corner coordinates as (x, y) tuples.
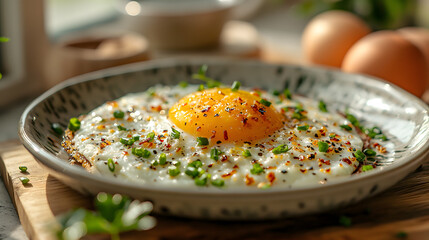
(342, 30), (427, 97)
(302, 10), (371, 68)
(398, 27), (429, 89)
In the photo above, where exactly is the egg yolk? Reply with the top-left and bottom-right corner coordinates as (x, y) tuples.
(168, 88), (284, 143)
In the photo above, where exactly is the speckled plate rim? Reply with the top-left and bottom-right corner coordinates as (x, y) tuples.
(19, 58), (429, 196)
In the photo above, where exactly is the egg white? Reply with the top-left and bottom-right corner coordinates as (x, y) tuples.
(71, 85), (363, 189)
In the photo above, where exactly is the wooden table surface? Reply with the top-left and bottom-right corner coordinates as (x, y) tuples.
(1, 140), (429, 240)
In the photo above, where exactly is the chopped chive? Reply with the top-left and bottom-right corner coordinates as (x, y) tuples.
(185, 166), (199, 178)
(250, 163), (264, 175)
(107, 158), (115, 172)
(113, 110), (125, 119)
(198, 84), (205, 91)
(259, 99), (272, 107)
(261, 184), (271, 189)
(231, 81), (241, 91)
(284, 88), (292, 100)
(211, 179), (225, 187)
(0, 37), (10, 42)
(364, 149), (377, 156)
(51, 123), (63, 135)
(318, 100), (328, 112)
(68, 118), (81, 132)
(210, 148), (222, 161)
(362, 165), (374, 172)
(179, 81), (188, 88)
(195, 175), (208, 186)
(19, 177), (30, 184)
(19, 166), (28, 173)
(375, 134), (388, 141)
(318, 141), (329, 152)
(152, 160), (159, 166)
(131, 147), (151, 158)
(329, 133), (337, 139)
(292, 112), (305, 120)
(340, 125), (352, 131)
(272, 90), (280, 96)
(171, 127), (180, 139)
(117, 125), (127, 131)
(242, 149), (251, 157)
(159, 153), (167, 165)
(339, 215), (352, 227)
(346, 113), (360, 127)
(272, 144), (289, 154)
(206, 80), (221, 88)
(189, 160), (203, 169)
(147, 132), (155, 141)
(120, 137), (137, 146)
(354, 150), (366, 162)
(197, 137), (209, 146)
(168, 167), (180, 177)
(297, 125), (309, 131)
(198, 64), (208, 75)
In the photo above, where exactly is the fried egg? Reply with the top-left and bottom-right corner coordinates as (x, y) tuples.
(68, 84), (363, 189)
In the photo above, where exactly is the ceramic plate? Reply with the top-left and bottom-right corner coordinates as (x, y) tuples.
(19, 58), (429, 220)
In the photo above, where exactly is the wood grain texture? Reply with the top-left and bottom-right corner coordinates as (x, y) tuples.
(1, 140), (429, 240)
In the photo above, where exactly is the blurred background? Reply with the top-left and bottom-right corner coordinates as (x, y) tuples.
(2, 0), (429, 140)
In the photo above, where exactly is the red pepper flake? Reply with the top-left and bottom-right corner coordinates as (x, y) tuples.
(196, 126), (202, 132)
(266, 166), (277, 170)
(318, 158), (331, 165)
(208, 164), (214, 168)
(176, 147), (182, 153)
(151, 105), (163, 112)
(326, 168), (331, 173)
(245, 174), (255, 185)
(224, 130), (229, 141)
(300, 169), (307, 173)
(342, 158), (352, 165)
(345, 141), (351, 145)
(222, 170), (237, 178)
(201, 106), (211, 112)
(233, 164), (239, 169)
(267, 172), (276, 183)
(221, 155), (229, 162)
(123, 151), (129, 156)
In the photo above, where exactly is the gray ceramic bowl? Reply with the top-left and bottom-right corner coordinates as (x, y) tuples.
(19, 58), (429, 220)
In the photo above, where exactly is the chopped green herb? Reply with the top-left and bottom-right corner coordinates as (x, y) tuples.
(261, 184), (271, 190)
(375, 134), (388, 141)
(250, 163), (264, 175)
(272, 144), (289, 154)
(68, 118), (81, 132)
(146, 87), (156, 96)
(198, 84), (205, 91)
(395, 231), (408, 238)
(211, 179), (225, 187)
(242, 149), (252, 157)
(231, 81), (241, 91)
(346, 113), (360, 127)
(19, 166), (28, 173)
(51, 123), (63, 135)
(329, 133), (337, 139)
(171, 127), (180, 139)
(192, 65), (221, 89)
(19, 177), (29, 184)
(339, 215), (352, 227)
(354, 150), (366, 162)
(120, 136), (139, 146)
(147, 132), (155, 141)
(159, 153), (167, 165)
(259, 99), (272, 107)
(284, 88), (292, 99)
(340, 125), (352, 131)
(179, 81), (188, 88)
(185, 166), (199, 178)
(189, 160), (203, 169)
(113, 110), (125, 119)
(364, 149), (377, 156)
(0, 37), (9, 42)
(132, 148), (151, 158)
(362, 165), (374, 172)
(152, 160), (159, 166)
(272, 90), (280, 96)
(318, 141), (329, 152)
(297, 125), (309, 131)
(168, 167), (180, 177)
(56, 192), (155, 240)
(195, 175), (209, 186)
(107, 158), (115, 172)
(117, 125), (127, 131)
(318, 100), (328, 112)
(292, 112), (305, 120)
(210, 148), (222, 161)
(197, 137), (209, 146)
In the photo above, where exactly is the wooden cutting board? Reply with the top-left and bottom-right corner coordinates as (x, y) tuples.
(2, 140), (429, 240)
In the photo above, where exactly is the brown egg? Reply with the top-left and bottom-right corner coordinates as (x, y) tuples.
(342, 31), (427, 97)
(302, 10), (371, 68)
(398, 27), (429, 83)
